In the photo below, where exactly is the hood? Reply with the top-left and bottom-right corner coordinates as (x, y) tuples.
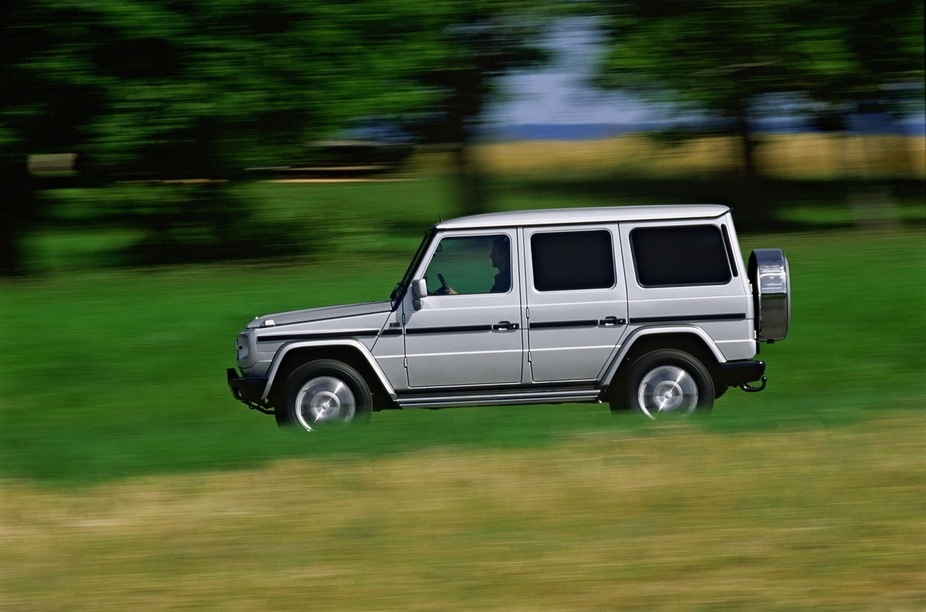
(247, 301), (393, 330)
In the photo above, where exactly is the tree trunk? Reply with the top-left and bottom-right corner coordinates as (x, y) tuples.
(451, 142), (489, 216)
(0, 158), (37, 276)
(731, 106), (771, 230)
(734, 105), (758, 178)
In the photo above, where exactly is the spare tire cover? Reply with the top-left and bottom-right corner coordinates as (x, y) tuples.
(748, 248), (790, 341)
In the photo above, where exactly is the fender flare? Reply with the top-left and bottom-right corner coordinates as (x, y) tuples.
(601, 325), (727, 387)
(259, 339), (397, 401)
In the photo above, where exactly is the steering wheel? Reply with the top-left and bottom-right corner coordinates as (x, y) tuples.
(434, 272), (451, 295)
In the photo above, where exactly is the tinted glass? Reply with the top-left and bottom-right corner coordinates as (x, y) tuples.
(424, 235), (510, 295)
(631, 225), (732, 287)
(531, 230), (615, 292)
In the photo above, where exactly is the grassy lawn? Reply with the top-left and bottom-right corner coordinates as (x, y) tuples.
(2, 414), (924, 610)
(2, 170), (924, 608)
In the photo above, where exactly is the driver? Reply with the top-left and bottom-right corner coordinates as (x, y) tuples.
(436, 237), (510, 295)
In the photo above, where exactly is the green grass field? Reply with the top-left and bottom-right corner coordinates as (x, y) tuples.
(2, 175), (925, 609)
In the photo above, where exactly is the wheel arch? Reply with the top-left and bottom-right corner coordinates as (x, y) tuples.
(603, 328), (726, 402)
(263, 341), (396, 410)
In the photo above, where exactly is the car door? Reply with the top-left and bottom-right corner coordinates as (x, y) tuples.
(402, 230), (525, 388)
(524, 225), (628, 382)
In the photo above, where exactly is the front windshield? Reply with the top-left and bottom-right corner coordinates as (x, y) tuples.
(390, 228), (434, 302)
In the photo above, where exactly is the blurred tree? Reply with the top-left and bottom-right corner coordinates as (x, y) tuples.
(0, 0), (377, 271)
(590, 0), (924, 225)
(0, 0), (550, 273)
(410, 4), (549, 214)
(0, 1), (106, 274)
(595, 0), (924, 171)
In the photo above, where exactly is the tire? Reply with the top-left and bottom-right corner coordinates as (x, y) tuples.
(620, 350), (714, 420)
(280, 360), (372, 432)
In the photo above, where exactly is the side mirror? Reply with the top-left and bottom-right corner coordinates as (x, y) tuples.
(411, 278), (428, 310)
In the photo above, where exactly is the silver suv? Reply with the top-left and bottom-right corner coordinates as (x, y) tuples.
(227, 205), (790, 430)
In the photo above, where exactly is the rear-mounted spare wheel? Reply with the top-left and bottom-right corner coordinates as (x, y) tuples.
(748, 248), (790, 342)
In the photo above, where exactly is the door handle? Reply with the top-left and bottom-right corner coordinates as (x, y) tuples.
(599, 316), (626, 326)
(493, 320), (519, 331)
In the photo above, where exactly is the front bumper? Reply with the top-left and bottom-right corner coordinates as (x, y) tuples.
(227, 368), (267, 404)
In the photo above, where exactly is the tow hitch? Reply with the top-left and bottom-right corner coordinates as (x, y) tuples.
(741, 377), (768, 393)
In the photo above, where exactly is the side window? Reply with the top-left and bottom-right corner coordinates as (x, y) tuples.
(531, 230), (615, 292)
(423, 235), (510, 295)
(631, 225), (732, 287)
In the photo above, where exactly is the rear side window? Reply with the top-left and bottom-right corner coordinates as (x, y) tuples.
(531, 230), (615, 292)
(631, 225), (732, 287)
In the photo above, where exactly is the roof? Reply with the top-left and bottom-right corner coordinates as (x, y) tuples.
(434, 205), (730, 231)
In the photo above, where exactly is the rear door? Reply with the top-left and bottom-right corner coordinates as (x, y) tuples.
(523, 226), (628, 382)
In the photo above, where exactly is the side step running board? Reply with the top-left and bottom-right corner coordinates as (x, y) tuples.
(396, 388), (602, 409)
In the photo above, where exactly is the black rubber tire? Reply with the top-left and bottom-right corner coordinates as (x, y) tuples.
(619, 349), (714, 419)
(279, 360), (372, 431)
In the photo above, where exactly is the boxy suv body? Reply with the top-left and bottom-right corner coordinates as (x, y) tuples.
(227, 205), (790, 430)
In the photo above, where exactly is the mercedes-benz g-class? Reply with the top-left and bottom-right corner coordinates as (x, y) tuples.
(227, 205), (789, 430)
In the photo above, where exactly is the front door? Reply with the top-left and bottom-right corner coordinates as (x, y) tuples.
(403, 231), (524, 388)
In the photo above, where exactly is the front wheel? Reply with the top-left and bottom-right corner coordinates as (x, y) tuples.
(280, 360), (372, 432)
(620, 350), (714, 419)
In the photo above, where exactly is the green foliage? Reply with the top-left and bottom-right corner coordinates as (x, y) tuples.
(1, 0), (555, 273)
(2, 0), (552, 171)
(596, 0), (924, 107)
(593, 0), (925, 171)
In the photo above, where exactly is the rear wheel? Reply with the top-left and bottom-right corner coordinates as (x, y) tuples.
(617, 350), (714, 419)
(280, 360), (372, 432)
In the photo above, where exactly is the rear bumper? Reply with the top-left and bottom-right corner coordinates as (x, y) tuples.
(227, 368), (267, 403)
(718, 359), (766, 388)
